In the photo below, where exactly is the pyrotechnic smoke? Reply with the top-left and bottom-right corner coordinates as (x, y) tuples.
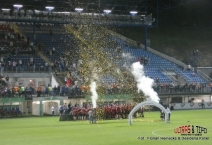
(90, 81), (98, 108)
(122, 52), (135, 60)
(131, 62), (160, 103)
(122, 53), (135, 69)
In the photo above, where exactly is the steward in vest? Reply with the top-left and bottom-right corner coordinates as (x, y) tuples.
(48, 86), (52, 95)
(37, 86), (42, 97)
(21, 86), (25, 97)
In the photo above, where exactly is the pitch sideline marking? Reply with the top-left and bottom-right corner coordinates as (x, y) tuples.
(152, 128), (172, 137)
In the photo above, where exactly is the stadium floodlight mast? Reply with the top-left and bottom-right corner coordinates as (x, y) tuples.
(103, 9), (111, 14)
(45, 6), (54, 11)
(75, 8), (83, 13)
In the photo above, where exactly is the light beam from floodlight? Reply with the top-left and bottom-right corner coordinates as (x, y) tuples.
(45, 6), (54, 11)
(75, 8), (83, 13)
(103, 9), (111, 14)
(60, 12), (70, 14)
(13, 4), (23, 9)
(130, 11), (137, 15)
(35, 10), (40, 12)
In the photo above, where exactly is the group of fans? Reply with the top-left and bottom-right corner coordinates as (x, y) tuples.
(1, 84), (35, 98)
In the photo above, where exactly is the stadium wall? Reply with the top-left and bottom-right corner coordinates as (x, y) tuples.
(197, 67), (212, 76)
(170, 102), (212, 110)
(160, 95), (212, 105)
(51, 73), (59, 87)
(161, 94), (212, 110)
(32, 101), (40, 116)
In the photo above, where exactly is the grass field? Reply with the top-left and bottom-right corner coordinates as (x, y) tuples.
(0, 109), (211, 145)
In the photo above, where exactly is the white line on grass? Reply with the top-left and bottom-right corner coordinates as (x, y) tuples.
(152, 128), (172, 137)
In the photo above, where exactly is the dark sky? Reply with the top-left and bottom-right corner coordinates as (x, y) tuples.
(159, 0), (212, 27)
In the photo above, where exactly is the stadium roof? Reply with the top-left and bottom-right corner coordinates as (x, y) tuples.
(0, 0), (199, 15)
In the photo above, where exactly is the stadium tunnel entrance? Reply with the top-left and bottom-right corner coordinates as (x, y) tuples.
(128, 99), (168, 125)
(32, 97), (65, 116)
(32, 97), (88, 116)
(43, 101), (59, 116)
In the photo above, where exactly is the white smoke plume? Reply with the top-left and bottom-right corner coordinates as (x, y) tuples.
(90, 81), (98, 108)
(122, 52), (135, 60)
(122, 53), (135, 69)
(131, 62), (160, 103)
(122, 53), (135, 68)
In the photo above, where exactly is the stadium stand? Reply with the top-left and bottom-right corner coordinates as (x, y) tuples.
(0, 22), (210, 98)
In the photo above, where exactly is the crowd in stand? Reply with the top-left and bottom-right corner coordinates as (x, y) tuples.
(153, 82), (212, 94)
(0, 82), (85, 98)
(0, 57), (35, 72)
(1, 78), (212, 98)
(0, 75), (7, 94)
(49, 58), (68, 72)
(0, 24), (37, 72)
(0, 24), (35, 55)
(138, 56), (150, 66)
(0, 56), (69, 73)
(1, 24), (212, 98)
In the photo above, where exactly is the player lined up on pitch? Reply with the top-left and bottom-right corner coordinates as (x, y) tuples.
(58, 103), (147, 121)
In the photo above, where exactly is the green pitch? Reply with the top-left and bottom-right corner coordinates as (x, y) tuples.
(0, 109), (211, 145)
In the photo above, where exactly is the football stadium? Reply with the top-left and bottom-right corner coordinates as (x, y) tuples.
(0, 0), (212, 145)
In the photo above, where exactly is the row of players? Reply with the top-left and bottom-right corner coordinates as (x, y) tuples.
(58, 104), (145, 120)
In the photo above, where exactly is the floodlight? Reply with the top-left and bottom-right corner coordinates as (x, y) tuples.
(1, 8), (10, 11)
(45, 6), (54, 11)
(130, 11), (137, 15)
(13, 4), (23, 9)
(103, 9), (111, 14)
(75, 8), (83, 12)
